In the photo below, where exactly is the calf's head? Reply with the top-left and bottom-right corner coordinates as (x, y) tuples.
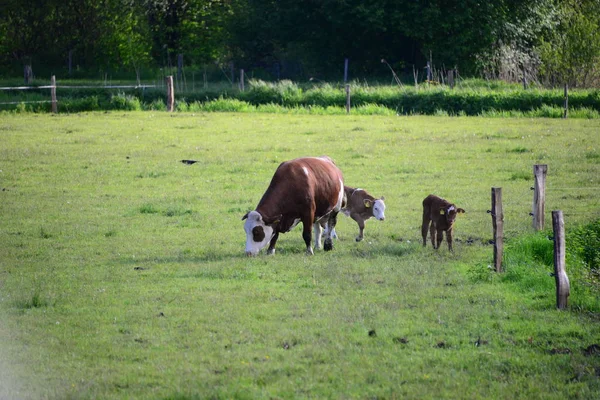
(242, 211), (280, 256)
(365, 196), (386, 221)
(440, 204), (465, 226)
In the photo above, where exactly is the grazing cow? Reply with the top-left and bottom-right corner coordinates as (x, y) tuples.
(421, 194), (465, 251)
(327, 186), (385, 242)
(242, 156), (344, 256)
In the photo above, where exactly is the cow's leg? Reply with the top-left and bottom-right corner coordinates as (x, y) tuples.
(436, 229), (444, 250)
(422, 215), (430, 247)
(313, 220), (324, 250)
(267, 232), (280, 255)
(324, 211), (339, 251)
(446, 228), (454, 252)
(302, 213), (315, 255)
(352, 214), (365, 242)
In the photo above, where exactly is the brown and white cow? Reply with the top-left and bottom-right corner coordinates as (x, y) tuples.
(328, 186), (385, 242)
(421, 194), (465, 252)
(242, 156), (345, 256)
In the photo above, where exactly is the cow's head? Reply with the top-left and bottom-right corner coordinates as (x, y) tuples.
(365, 196), (386, 221)
(440, 205), (465, 225)
(242, 211), (280, 256)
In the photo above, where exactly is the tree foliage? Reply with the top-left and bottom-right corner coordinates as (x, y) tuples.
(0, 0), (599, 85)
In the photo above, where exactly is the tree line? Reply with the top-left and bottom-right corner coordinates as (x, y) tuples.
(1, 0), (599, 86)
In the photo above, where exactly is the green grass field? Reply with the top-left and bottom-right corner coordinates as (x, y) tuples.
(1, 112), (599, 399)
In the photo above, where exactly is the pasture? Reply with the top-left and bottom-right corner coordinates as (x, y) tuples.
(0, 112), (599, 399)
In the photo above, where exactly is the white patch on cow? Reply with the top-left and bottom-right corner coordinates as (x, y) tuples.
(373, 199), (386, 221)
(448, 205), (455, 212)
(334, 180), (344, 211)
(302, 167), (309, 177)
(243, 211), (275, 256)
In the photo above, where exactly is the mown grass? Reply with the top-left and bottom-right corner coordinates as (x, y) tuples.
(0, 112), (599, 399)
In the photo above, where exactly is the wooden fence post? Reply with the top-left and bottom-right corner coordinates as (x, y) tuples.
(344, 58), (349, 83)
(552, 211), (570, 309)
(345, 84), (351, 114)
(532, 164), (547, 231)
(489, 187), (504, 272)
(165, 76), (174, 112)
(240, 69), (245, 92)
(50, 75), (57, 113)
(448, 70), (454, 89)
(563, 84), (568, 119)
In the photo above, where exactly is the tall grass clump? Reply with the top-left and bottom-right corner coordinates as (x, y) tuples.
(242, 79), (303, 106)
(110, 92), (142, 111)
(567, 219), (600, 299)
(502, 228), (600, 312)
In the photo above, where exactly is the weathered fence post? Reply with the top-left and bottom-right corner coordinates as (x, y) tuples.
(532, 164), (547, 231)
(165, 76), (174, 112)
(563, 84), (568, 119)
(490, 187), (504, 272)
(448, 69), (454, 89)
(344, 58), (349, 83)
(24, 65), (33, 84)
(345, 84), (351, 114)
(50, 75), (57, 113)
(552, 210), (570, 309)
(240, 69), (245, 92)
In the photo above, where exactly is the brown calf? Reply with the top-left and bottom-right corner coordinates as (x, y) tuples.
(421, 194), (465, 251)
(342, 186), (386, 242)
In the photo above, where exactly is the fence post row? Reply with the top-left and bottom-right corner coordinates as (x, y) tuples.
(166, 76), (174, 112)
(531, 164), (547, 231)
(552, 210), (570, 309)
(490, 187), (504, 273)
(51, 75), (57, 113)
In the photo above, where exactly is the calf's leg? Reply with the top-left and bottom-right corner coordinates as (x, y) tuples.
(446, 227), (454, 252)
(352, 214), (366, 242)
(430, 224), (437, 248)
(422, 218), (431, 247)
(436, 228), (444, 249)
(313, 221), (324, 250)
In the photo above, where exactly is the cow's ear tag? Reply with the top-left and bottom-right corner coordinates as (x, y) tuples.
(364, 200), (371, 208)
(440, 209), (445, 215)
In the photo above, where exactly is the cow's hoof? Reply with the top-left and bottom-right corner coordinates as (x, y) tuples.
(355, 236), (363, 242)
(324, 239), (333, 251)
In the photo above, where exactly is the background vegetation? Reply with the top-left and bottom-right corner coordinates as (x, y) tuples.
(0, 112), (599, 398)
(2, 0), (600, 86)
(3, 78), (600, 117)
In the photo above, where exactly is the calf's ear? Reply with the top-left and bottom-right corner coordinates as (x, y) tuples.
(380, 196), (385, 201)
(457, 208), (466, 214)
(364, 199), (373, 208)
(242, 212), (249, 221)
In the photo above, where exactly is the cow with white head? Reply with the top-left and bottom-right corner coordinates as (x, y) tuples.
(242, 156), (345, 256)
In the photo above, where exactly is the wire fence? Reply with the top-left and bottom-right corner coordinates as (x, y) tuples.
(0, 80), (158, 106)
